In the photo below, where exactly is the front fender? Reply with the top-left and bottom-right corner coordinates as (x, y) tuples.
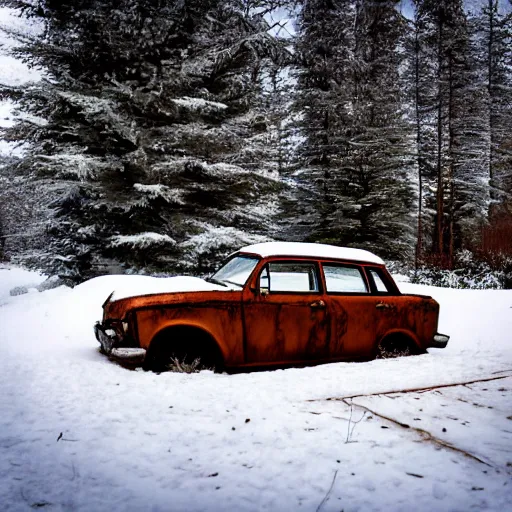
(148, 320), (228, 363)
(134, 302), (244, 365)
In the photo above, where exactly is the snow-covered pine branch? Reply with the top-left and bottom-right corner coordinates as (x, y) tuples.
(109, 232), (176, 250)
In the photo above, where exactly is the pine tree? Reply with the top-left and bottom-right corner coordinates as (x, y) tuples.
(293, 0), (415, 260)
(412, 0), (482, 267)
(477, 0), (512, 207)
(1, 0), (288, 281)
(410, 0), (442, 266)
(291, 0), (356, 243)
(347, 0), (416, 259)
(0, 152), (49, 261)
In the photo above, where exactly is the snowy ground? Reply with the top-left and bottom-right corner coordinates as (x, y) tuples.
(0, 265), (511, 511)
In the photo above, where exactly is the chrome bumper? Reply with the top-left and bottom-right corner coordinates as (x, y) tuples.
(94, 322), (118, 354)
(94, 322), (146, 364)
(430, 332), (450, 349)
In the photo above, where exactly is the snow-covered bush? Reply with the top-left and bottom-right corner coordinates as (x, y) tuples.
(409, 250), (509, 289)
(9, 285), (28, 296)
(36, 275), (66, 292)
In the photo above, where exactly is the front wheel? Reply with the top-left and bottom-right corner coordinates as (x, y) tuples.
(143, 327), (223, 373)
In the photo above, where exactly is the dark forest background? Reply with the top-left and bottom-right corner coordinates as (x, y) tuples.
(0, 0), (511, 286)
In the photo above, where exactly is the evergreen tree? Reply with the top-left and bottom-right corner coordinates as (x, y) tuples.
(347, 0), (416, 259)
(292, 0), (356, 243)
(293, 0), (415, 260)
(1, 0), (288, 281)
(477, 0), (512, 207)
(412, 0), (483, 267)
(409, 0), (444, 266)
(0, 152), (50, 261)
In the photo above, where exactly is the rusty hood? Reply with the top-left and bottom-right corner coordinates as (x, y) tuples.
(101, 275), (240, 321)
(108, 275), (237, 302)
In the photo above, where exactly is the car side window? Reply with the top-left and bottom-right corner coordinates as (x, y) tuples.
(260, 262), (320, 293)
(368, 269), (389, 293)
(323, 265), (368, 293)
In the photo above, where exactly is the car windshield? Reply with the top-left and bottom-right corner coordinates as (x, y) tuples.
(211, 256), (259, 287)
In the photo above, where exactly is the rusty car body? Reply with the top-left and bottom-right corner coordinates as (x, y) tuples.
(94, 242), (449, 371)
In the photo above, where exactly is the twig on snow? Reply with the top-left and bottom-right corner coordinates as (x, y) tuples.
(315, 374), (512, 403)
(345, 400), (366, 443)
(316, 470), (338, 512)
(492, 369), (512, 375)
(342, 399), (493, 467)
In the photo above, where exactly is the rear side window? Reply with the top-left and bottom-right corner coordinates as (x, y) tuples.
(323, 265), (368, 293)
(368, 269), (389, 292)
(260, 262), (319, 293)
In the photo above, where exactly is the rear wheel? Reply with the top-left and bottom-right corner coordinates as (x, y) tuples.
(376, 335), (419, 359)
(143, 326), (223, 373)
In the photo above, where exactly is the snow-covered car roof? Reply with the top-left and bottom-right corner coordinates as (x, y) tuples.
(239, 242), (384, 265)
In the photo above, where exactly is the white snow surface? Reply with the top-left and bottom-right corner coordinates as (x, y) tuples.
(239, 242), (385, 265)
(0, 264), (46, 301)
(1, 267), (511, 511)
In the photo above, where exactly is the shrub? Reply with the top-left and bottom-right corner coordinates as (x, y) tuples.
(167, 357), (206, 374)
(409, 250), (509, 289)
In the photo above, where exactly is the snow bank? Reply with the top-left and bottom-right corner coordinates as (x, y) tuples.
(0, 267), (511, 511)
(0, 264), (46, 301)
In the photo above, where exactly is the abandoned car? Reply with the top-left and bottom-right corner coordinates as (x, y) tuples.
(94, 242), (449, 371)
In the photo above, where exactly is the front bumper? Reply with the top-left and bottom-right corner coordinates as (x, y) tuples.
(430, 332), (450, 349)
(94, 322), (146, 365)
(94, 322), (117, 354)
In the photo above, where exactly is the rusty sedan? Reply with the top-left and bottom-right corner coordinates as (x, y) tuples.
(94, 242), (449, 371)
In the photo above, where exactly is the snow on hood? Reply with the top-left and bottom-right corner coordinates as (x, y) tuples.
(110, 275), (236, 301)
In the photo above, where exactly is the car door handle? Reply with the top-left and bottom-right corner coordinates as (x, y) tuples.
(310, 300), (326, 309)
(376, 302), (391, 309)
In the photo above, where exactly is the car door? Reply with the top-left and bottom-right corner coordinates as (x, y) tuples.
(321, 262), (381, 358)
(242, 260), (330, 364)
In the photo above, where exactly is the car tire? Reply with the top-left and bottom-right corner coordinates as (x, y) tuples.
(376, 336), (415, 359)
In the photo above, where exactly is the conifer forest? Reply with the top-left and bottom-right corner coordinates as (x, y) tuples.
(0, 1), (511, 286)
